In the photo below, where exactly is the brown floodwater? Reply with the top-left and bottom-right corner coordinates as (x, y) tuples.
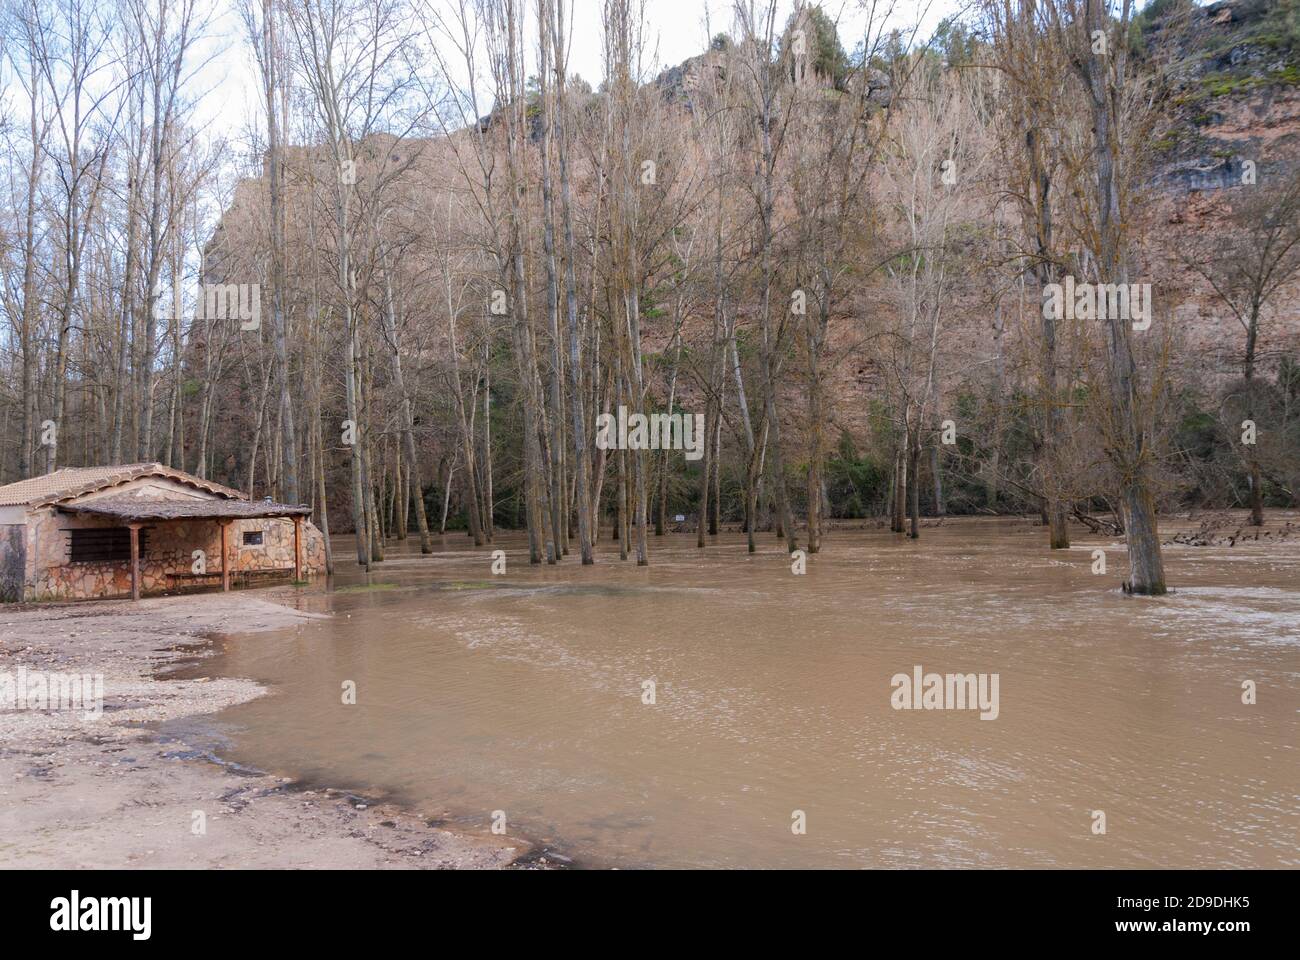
(182, 518), (1300, 868)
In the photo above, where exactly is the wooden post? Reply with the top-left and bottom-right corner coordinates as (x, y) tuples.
(293, 515), (303, 581)
(220, 521), (230, 592)
(128, 524), (141, 602)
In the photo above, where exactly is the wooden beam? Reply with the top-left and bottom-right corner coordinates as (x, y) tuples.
(293, 516), (303, 582)
(220, 521), (230, 592)
(128, 524), (141, 601)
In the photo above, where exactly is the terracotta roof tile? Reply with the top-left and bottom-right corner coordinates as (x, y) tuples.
(0, 463), (248, 507)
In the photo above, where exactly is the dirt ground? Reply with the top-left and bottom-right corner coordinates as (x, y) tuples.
(0, 593), (540, 869)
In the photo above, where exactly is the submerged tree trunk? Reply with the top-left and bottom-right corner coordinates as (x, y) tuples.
(1078, 2), (1165, 594)
(907, 438), (921, 540)
(929, 443), (944, 517)
(805, 292), (827, 553)
(891, 443), (907, 533)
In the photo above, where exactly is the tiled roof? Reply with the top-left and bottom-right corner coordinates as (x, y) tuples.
(0, 463), (248, 507)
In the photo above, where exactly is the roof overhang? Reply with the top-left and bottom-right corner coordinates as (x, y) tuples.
(57, 496), (311, 522)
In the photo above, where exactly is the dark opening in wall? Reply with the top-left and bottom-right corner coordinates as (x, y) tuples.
(243, 530), (264, 546)
(68, 527), (146, 563)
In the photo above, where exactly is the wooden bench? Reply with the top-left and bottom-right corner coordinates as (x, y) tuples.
(165, 568), (297, 590)
(165, 571), (222, 588)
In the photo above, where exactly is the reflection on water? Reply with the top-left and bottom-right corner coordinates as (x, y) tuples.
(186, 520), (1300, 868)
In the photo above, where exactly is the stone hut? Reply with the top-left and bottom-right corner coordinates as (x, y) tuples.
(0, 463), (326, 602)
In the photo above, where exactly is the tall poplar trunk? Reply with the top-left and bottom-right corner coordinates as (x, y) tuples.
(20, 62), (46, 476)
(1244, 302), (1263, 526)
(341, 200), (369, 567)
(384, 265), (435, 551)
(806, 288), (828, 553)
(264, 0), (298, 504)
(891, 443), (907, 533)
(552, 0), (593, 563)
(908, 434), (921, 540)
(1079, 0), (1165, 594)
(537, 0), (567, 559)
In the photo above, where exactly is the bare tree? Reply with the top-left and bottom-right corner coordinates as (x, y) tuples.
(1182, 168), (1300, 525)
(26, 0), (122, 472)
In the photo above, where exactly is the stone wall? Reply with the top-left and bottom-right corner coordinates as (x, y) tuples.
(20, 508), (326, 601)
(0, 524), (24, 602)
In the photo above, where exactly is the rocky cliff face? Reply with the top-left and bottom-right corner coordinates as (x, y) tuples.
(1138, 1), (1300, 380)
(1153, 0), (1299, 189)
(653, 41), (892, 112)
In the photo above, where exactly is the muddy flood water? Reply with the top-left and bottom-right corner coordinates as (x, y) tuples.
(177, 518), (1300, 868)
